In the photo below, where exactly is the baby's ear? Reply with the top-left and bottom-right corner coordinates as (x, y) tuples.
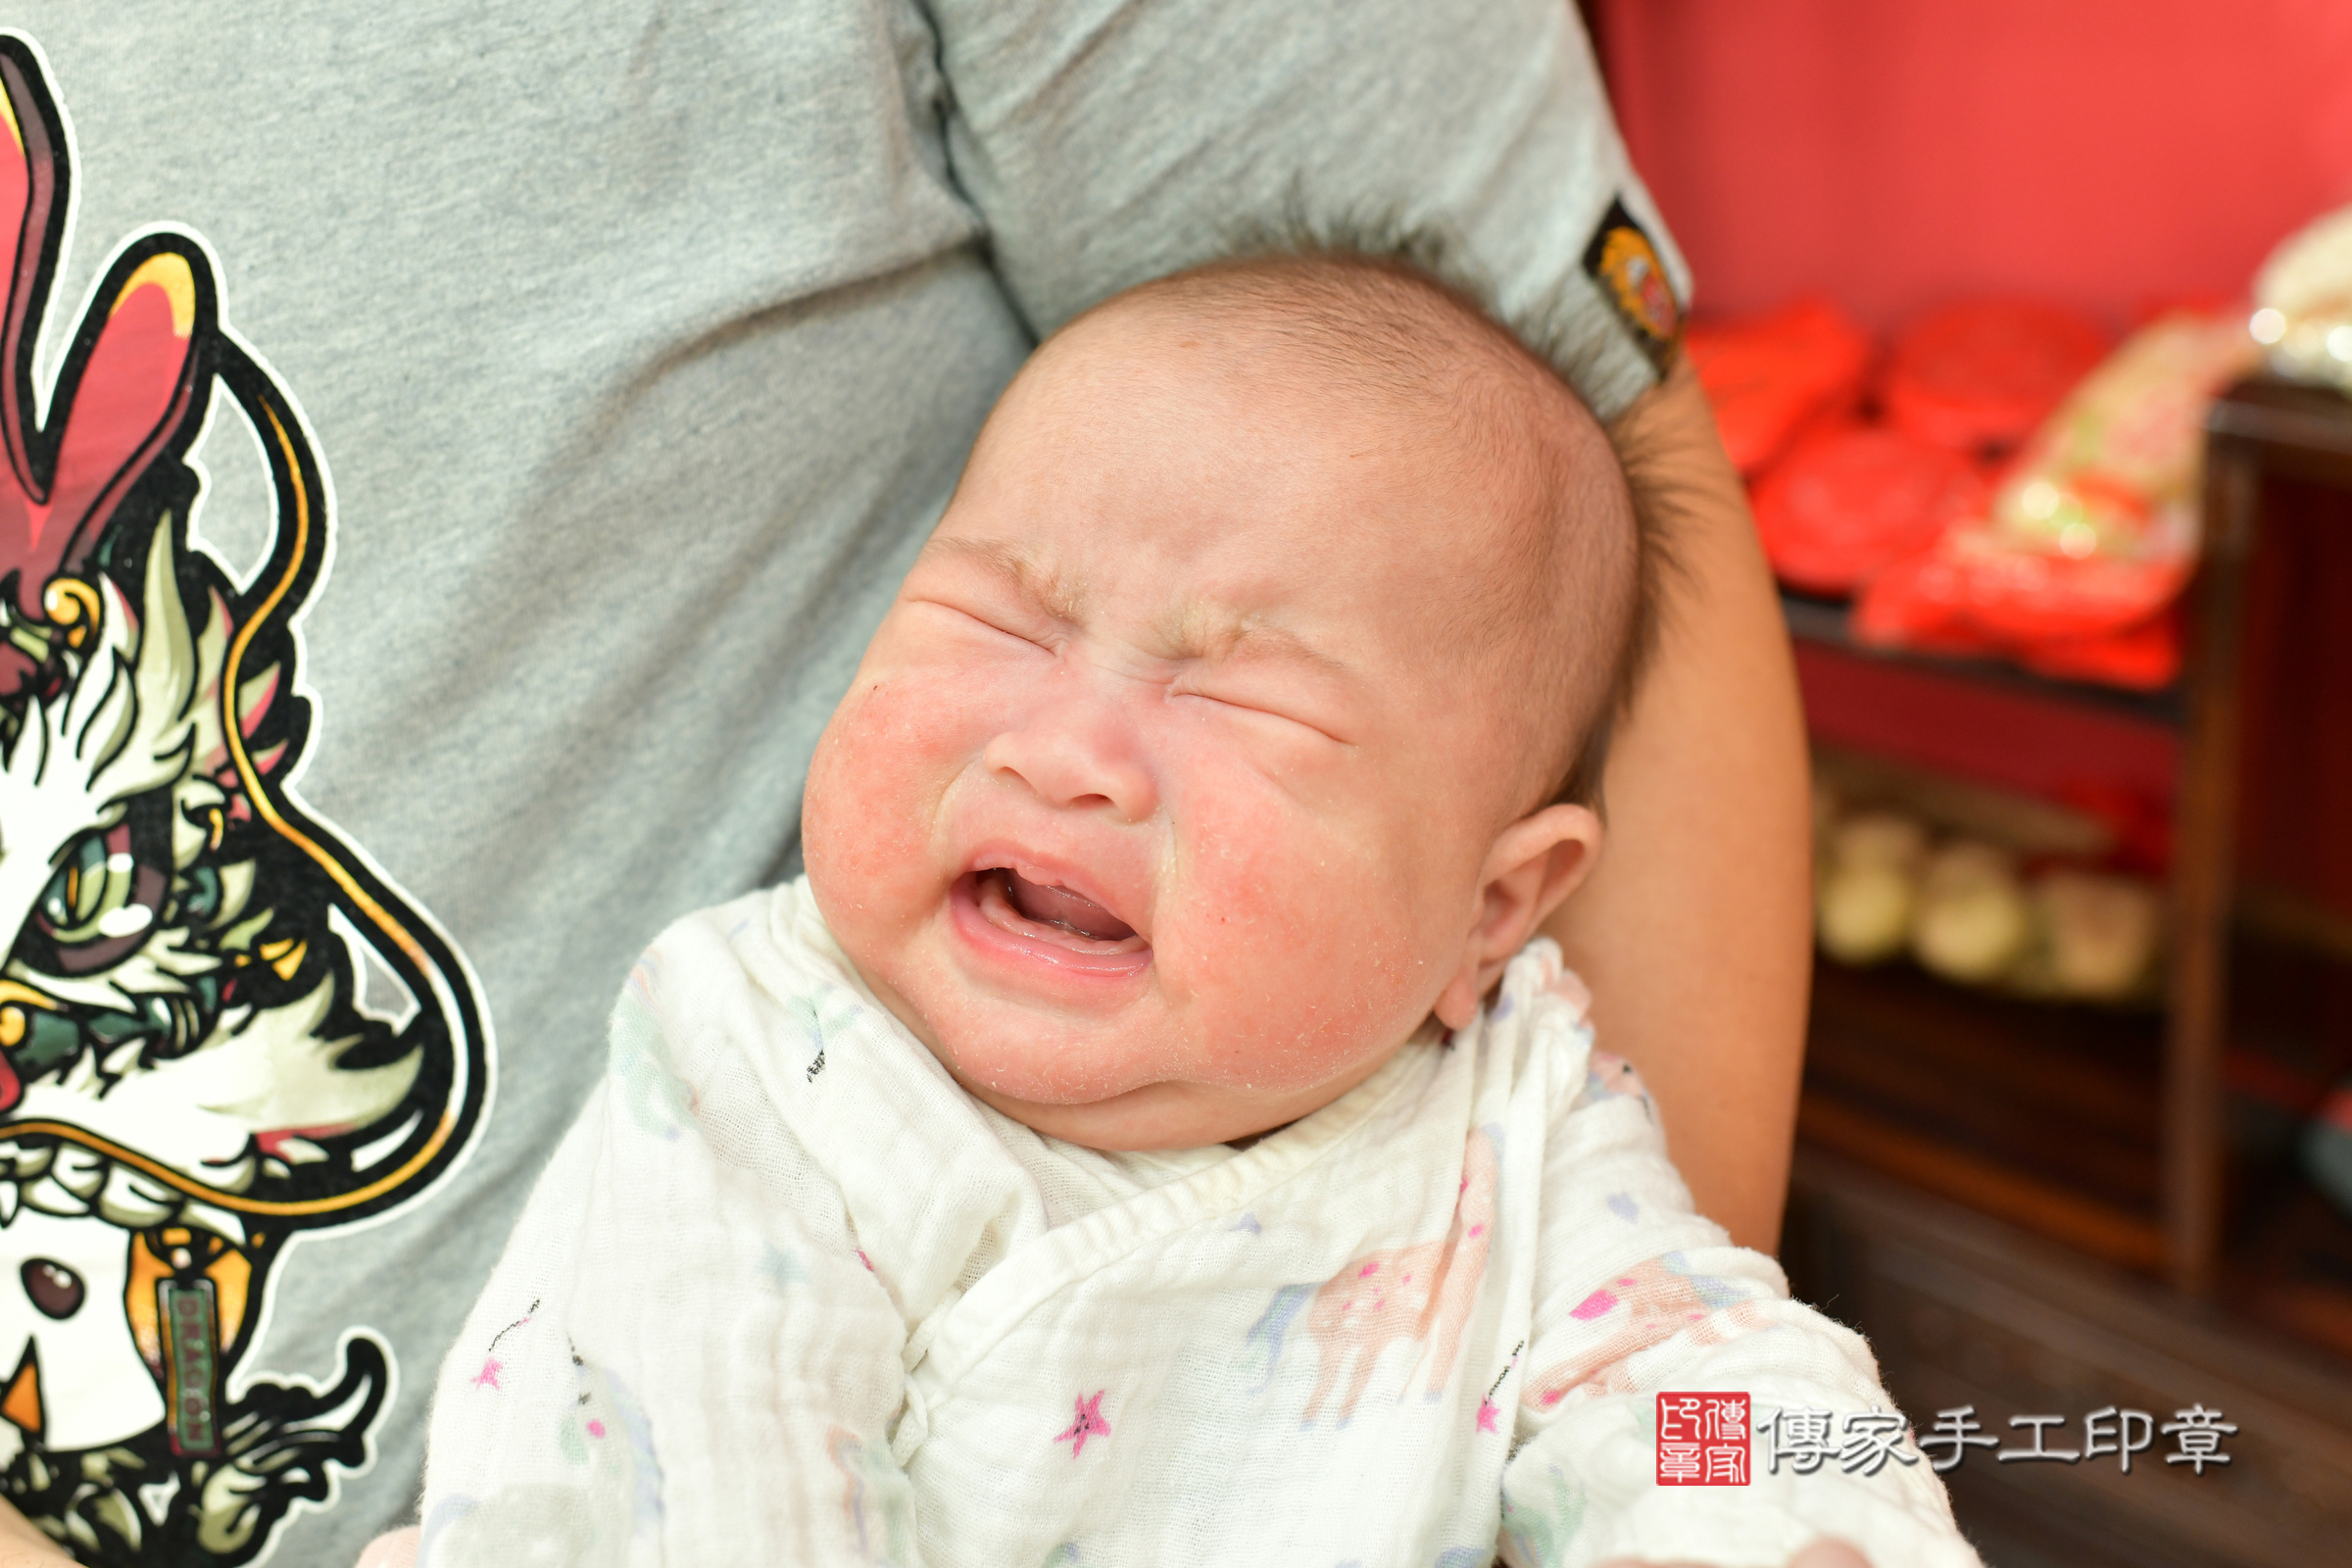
(1433, 804), (1604, 1030)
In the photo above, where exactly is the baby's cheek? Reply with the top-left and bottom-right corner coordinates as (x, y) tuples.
(1168, 810), (1442, 1092)
(805, 677), (964, 923)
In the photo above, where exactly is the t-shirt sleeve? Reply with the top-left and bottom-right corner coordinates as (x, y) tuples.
(1497, 1044), (1984, 1568)
(415, 978), (920, 1568)
(926, 0), (1687, 420)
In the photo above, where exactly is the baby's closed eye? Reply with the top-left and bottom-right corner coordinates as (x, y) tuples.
(1167, 680), (1350, 747)
(908, 592), (1063, 655)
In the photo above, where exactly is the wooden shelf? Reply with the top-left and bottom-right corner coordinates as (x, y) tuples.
(1802, 951), (2352, 1363)
(2229, 1144), (2352, 1361)
(2236, 882), (2352, 969)
(2207, 374), (2352, 488)
(1786, 608), (2182, 815)
(1802, 956), (2167, 1273)
(1782, 589), (2186, 728)
(1786, 374), (2352, 1308)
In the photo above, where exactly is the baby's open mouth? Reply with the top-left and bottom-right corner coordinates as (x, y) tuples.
(971, 867), (1145, 953)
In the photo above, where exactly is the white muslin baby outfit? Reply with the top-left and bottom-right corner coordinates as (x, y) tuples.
(417, 879), (1981, 1568)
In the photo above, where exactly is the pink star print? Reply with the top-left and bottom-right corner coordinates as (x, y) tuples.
(470, 1358), (502, 1392)
(1477, 1399), (1501, 1434)
(1055, 1391), (1111, 1458)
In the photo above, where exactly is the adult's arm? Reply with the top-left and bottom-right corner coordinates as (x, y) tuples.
(926, 0), (1810, 1249)
(1543, 358), (1811, 1251)
(0, 1499), (66, 1567)
(931, 0), (1680, 421)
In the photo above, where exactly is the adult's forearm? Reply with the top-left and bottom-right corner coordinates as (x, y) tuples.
(0, 1498), (70, 1567)
(1542, 357), (1813, 1253)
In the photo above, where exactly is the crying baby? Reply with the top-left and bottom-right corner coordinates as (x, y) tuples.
(416, 249), (1979, 1568)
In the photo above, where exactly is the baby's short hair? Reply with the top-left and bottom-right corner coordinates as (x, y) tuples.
(1115, 220), (1674, 816)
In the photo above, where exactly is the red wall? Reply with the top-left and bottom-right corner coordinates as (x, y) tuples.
(1598, 0), (2352, 329)
(1592, 1), (2352, 920)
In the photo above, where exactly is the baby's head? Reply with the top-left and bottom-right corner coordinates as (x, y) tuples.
(804, 248), (1647, 1150)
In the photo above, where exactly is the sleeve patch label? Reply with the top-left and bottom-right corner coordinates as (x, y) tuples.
(1582, 197), (1682, 368)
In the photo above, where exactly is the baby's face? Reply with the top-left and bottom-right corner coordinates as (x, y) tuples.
(804, 304), (1555, 1149)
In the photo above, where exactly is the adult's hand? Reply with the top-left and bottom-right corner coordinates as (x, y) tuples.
(0, 1498), (71, 1567)
(356, 1525), (419, 1568)
(1542, 355), (1813, 1254)
(0, 1498), (425, 1568)
(1597, 1538), (1873, 1568)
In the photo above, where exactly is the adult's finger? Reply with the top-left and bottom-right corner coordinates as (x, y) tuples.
(356, 1525), (420, 1568)
(1592, 1541), (1875, 1568)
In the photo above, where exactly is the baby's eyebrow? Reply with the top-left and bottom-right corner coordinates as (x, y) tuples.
(924, 536), (1353, 682)
(1166, 602), (1354, 681)
(921, 535), (1084, 621)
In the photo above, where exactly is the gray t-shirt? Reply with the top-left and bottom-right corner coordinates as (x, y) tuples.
(0, 5), (1683, 1564)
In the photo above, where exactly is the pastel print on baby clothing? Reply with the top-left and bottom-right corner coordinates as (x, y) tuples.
(1581, 1051), (1652, 1117)
(1259, 1127), (1500, 1426)
(827, 1427), (916, 1565)
(1523, 1253), (1771, 1408)
(1053, 1392), (1111, 1458)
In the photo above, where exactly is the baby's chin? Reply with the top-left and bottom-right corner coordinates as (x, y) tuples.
(921, 1009), (1417, 1151)
(954, 1070), (1353, 1152)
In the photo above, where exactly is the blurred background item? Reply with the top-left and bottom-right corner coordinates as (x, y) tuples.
(1855, 309), (2256, 689)
(2253, 204), (2352, 393)
(1685, 297), (1872, 475)
(1683, 289), (2255, 692)
(1589, 2), (2352, 1560)
(2308, 1082), (2352, 1216)
(1882, 300), (2110, 459)
(1754, 422), (1985, 596)
(1812, 747), (2163, 1003)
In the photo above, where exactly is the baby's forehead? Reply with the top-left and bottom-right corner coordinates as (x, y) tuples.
(966, 254), (1639, 792)
(1027, 259), (1581, 546)
(1057, 254), (1550, 425)
(1117, 264), (1610, 570)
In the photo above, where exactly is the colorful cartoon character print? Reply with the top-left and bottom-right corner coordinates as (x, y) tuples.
(0, 36), (487, 1566)
(1250, 1126), (1499, 1426)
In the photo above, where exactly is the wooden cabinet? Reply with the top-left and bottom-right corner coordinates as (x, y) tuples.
(1784, 381), (2352, 1558)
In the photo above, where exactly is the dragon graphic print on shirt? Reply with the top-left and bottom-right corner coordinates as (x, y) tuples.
(0, 37), (490, 1566)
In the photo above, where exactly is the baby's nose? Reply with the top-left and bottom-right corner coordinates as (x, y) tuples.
(982, 693), (1158, 822)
